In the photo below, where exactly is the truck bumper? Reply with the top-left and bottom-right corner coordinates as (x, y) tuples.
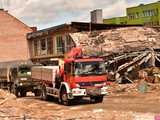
(17, 81), (37, 91)
(71, 86), (108, 97)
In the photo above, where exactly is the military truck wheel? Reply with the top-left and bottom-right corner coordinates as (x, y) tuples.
(90, 96), (104, 103)
(20, 90), (27, 97)
(40, 86), (48, 100)
(14, 88), (19, 97)
(60, 88), (71, 106)
(34, 90), (41, 96)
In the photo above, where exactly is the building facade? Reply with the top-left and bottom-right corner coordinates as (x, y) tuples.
(127, 2), (160, 25)
(91, 9), (103, 24)
(103, 16), (127, 25)
(104, 1), (160, 26)
(27, 24), (76, 64)
(0, 9), (33, 65)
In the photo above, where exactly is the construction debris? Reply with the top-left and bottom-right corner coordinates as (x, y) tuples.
(0, 90), (15, 105)
(70, 27), (160, 54)
(107, 82), (160, 95)
(106, 50), (160, 83)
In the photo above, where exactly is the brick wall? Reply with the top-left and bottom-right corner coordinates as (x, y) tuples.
(0, 10), (33, 62)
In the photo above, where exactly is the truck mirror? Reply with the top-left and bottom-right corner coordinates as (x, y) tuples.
(64, 64), (67, 73)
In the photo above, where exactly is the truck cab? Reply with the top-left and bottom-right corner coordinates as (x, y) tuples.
(11, 65), (39, 97)
(59, 56), (108, 104)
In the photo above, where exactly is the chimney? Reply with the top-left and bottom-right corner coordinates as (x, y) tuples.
(0, 9), (8, 12)
(91, 9), (103, 24)
(30, 27), (37, 32)
(0, 8), (4, 11)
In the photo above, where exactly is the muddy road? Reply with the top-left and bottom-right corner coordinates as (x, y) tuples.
(1, 85), (160, 120)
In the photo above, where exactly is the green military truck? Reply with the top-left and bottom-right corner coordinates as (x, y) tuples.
(0, 65), (40, 97)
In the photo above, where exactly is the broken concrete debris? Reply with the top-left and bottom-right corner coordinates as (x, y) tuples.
(70, 27), (160, 54)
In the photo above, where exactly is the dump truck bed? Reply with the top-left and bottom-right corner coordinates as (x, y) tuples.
(31, 66), (59, 83)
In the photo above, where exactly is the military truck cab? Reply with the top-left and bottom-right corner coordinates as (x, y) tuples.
(0, 64), (39, 97)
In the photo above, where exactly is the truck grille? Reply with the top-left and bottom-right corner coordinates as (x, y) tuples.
(78, 81), (105, 87)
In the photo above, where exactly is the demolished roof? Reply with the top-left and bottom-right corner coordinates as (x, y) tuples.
(70, 27), (160, 55)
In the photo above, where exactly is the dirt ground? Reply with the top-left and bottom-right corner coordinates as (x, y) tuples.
(0, 84), (160, 120)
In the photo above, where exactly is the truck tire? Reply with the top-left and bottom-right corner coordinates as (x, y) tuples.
(20, 90), (27, 97)
(60, 88), (71, 106)
(14, 89), (19, 97)
(34, 90), (41, 96)
(74, 96), (83, 100)
(40, 86), (48, 100)
(90, 96), (104, 103)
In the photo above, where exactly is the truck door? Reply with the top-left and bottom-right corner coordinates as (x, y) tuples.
(64, 62), (74, 85)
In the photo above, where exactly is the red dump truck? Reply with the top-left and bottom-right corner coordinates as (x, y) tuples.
(31, 48), (108, 105)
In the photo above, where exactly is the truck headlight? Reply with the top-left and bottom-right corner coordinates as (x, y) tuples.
(20, 78), (27, 81)
(19, 83), (23, 86)
(76, 84), (80, 88)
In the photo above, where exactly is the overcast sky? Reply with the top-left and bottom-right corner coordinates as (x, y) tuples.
(0, 0), (157, 29)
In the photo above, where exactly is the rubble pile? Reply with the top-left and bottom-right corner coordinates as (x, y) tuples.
(0, 89), (7, 99)
(105, 50), (160, 83)
(0, 90), (16, 106)
(138, 67), (160, 83)
(108, 81), (160, 95)
(108, 83), (138, 94)
(70, 27), (160, 54)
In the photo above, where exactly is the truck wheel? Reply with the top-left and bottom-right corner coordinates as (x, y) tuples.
(60, 88), (71, 106)
(90, 96), (104, 103)
(74, 96), (83, 101)
(14, 88), (19, 97)
(20, 91), (27, 97)
(40, 86), (48, 100)
(34, 90), (41, 96)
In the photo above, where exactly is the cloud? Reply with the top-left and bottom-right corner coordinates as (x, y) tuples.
(3, 0), (157, 29)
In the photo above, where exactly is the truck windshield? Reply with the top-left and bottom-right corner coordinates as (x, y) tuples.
(74, 61), (106, 76)
(18, 67), (31, 77)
